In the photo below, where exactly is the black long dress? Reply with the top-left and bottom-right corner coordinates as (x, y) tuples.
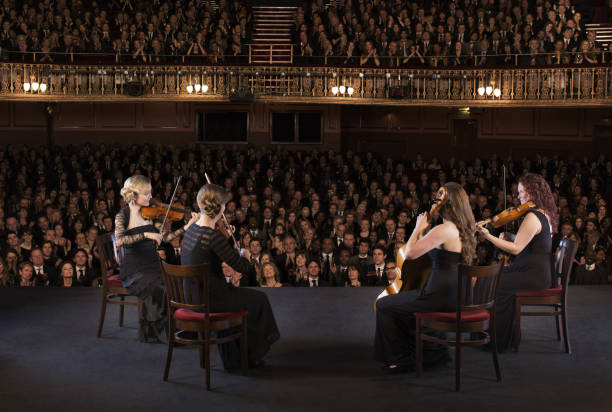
(115, 207), (186, 343)
(494, 210), (552, 351)
(118, 224), (168, 343)
(181, 224), (280, 371)
(374, 248), (460, 367)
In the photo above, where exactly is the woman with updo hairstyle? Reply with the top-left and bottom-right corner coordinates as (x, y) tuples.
(375, 182), (476, 373)
(477, 173), (559, 352)
(182, 183), (280, 371)
(115, 175), (199, 343)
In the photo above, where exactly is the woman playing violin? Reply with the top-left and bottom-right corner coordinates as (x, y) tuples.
(115, 175), (199, 343)
(181, 183), (280, 371)
(476, 173), (559, 352)
(374, 182), (476, 373)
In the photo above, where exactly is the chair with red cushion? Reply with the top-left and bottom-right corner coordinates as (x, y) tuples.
(160, 260), (248, 391)
(514, 238), (578, 353)
(415, 262), (504, 391)
(96, 233), (141, 337)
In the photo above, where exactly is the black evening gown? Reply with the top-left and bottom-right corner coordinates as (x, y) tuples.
(119, 224), (168, 343)
(494, 210), (552, 352)
(181, 224), (280, 371)
(374, 248), (460, 367)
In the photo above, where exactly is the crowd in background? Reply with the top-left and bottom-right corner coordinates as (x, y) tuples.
(0, 143), (610, 288)
(293, 0), (611, 66)
(0, 0), (252, 64)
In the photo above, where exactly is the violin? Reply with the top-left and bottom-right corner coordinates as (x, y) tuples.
(374, 186), (449, 312)
(140, 200), (190, 221)
(204, 172), (240, 250)
(477, 201), (536, 229)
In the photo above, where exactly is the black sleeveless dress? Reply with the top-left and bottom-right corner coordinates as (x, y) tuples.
(374, 248), (461, 367)
(181, 224), (280, 371)
(119, 224), (167, 343)
(494, 210), (552, 351)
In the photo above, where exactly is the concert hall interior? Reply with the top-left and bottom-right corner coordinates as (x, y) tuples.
(1, 0), (611, 410)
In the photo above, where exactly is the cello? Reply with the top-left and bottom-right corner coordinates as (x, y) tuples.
(373, 186), (449, 311)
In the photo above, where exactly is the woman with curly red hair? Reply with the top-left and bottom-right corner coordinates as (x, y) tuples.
(477, 173), (559, 352)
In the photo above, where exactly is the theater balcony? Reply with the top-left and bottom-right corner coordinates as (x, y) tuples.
(1, 51), (611, 107)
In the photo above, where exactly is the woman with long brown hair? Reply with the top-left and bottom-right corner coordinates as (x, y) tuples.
(374, 182), (476, 373)
(477, 173), (558, 352)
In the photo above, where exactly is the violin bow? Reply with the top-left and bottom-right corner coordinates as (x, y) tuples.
(204, 172), (240, 250)
(159, 176), (181, 235)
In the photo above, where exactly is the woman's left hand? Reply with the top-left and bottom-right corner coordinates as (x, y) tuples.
(414, 212), (431, 233)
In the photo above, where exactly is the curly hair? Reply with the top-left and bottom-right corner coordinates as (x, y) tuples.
(197, 183), (231, 218)
(518, 173), (559, 233)
(120, 175), (151, 203)
(438, 182), (477, 265)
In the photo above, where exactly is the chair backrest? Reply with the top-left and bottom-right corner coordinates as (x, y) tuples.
(160, 260), (211, 315)
(554, 238), (578, 290)
(457, 262), (504, 318)
(96, 233), (120, 280)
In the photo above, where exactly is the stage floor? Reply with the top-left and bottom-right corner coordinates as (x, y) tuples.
(1, 286), (611, 412)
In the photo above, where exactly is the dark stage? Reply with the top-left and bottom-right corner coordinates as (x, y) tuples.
(1, 286), (611, 412)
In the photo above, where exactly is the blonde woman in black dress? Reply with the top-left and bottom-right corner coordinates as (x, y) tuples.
(115, 175), (198, 343)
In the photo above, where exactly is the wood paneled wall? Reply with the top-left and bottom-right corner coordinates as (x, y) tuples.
(341, 106), (612, 158)
(0, 102), (609, 159)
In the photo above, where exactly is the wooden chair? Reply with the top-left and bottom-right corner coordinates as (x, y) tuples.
(415, 262), (504, 392)
(514, 238), (578, 354)
(160, 261), (248, 391)
(96, 233), (141, 337)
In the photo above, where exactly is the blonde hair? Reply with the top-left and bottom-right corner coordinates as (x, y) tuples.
(258, 262), (280, 286)
(120, 175), (151, 203)
(197, 184), (231, 218)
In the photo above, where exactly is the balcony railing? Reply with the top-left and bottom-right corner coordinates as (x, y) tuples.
(1, 61), (611, 105)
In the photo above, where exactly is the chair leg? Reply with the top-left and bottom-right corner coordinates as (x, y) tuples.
(513, 297), (521, 352)
(455, 330), (462, 392)
(199, 332), (205, 369)
(489, 316), (502, 382)
(561, 304), (571, 354)
(119, 295), (125, 327)
(415, 317), (423, 377)
(163, 325), (174, 381)
(555, 307), (562, 341)
(242, 317), (249, 377)
(97, 291), (108, 338)
(205, 332), (211, 391)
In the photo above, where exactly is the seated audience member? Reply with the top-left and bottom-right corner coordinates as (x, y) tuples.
(367, 246), (388, 286)
(574, 251), (608, 285)
(0, 257), (15, 287)
(258, 262), (283, 288)
(330, 247), (352, 287)
(30, 248), (58, 286)
(345, 265), (362, 287)
(350, 239), (373, 278)
(18, 262), (35, 287)
(287, 251), (309, 285)
(297, 260), (329, 287)
(58, 261), (77, 287)
(71, 248), (98, 287)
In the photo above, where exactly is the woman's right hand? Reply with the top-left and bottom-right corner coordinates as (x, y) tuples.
(145, 232), (163, 245)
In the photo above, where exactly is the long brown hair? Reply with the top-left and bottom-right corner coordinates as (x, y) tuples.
(438, 182), (477, 264)
(518, 173), (559, 233)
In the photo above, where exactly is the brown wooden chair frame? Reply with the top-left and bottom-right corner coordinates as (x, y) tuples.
(160, 260), (248, 391)
(514, 238), (578, 354)
(96, 233), (141, 337)
(416, 262), (504, 391)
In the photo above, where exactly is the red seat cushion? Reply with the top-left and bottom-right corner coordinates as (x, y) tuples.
(516, 285), (562, 297)
(174, 308), (248, 322)
(415, 310), (490, 323)
(107, 275), (123, 287)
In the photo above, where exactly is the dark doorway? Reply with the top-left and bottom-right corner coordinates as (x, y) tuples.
(452, 119), (478, 160)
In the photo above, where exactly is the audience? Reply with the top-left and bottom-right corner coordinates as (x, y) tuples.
(0, 143), (610, 290)
(0, 0), (252, 64)
(293, 0), (607, 66)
